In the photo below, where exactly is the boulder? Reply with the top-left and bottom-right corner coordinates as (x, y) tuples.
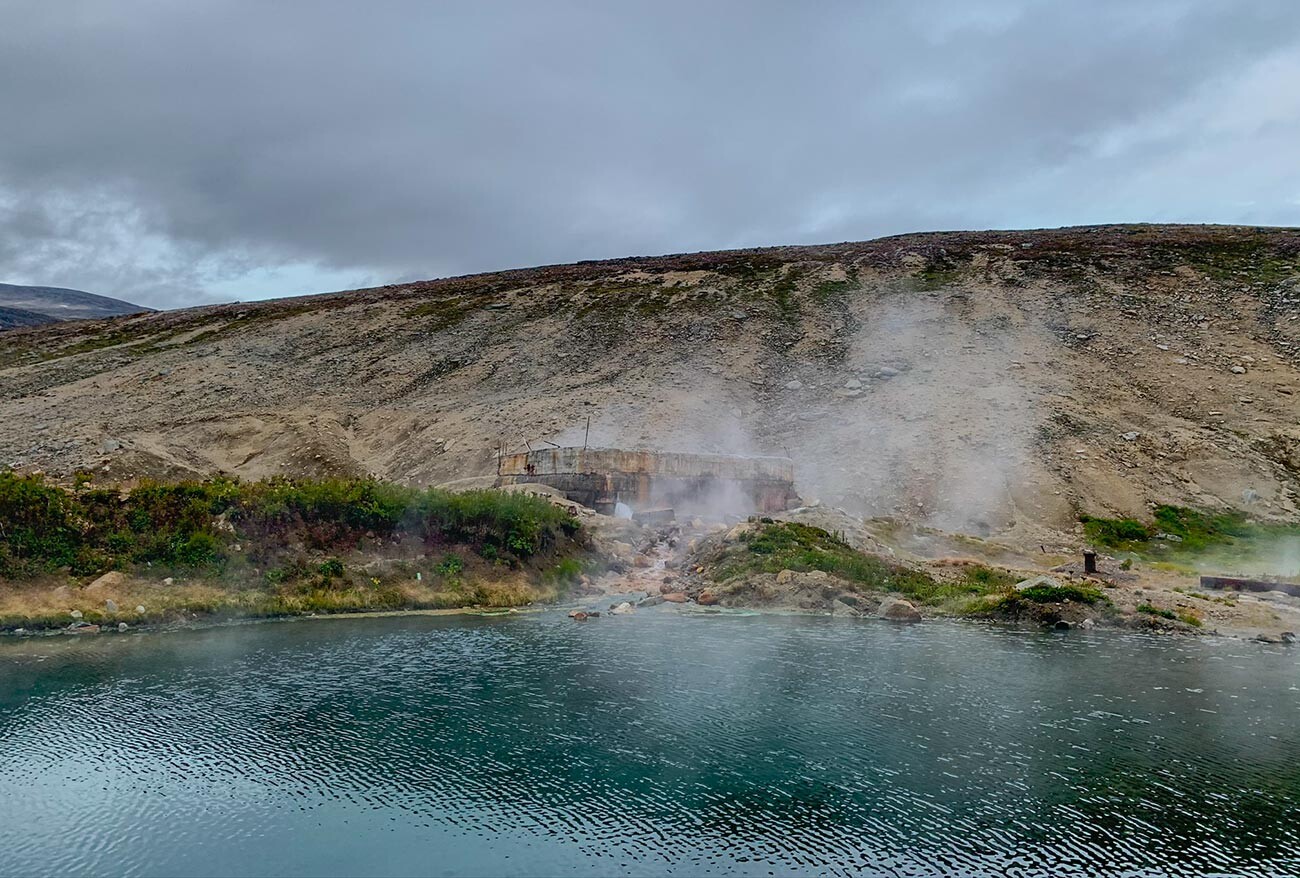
(637, 595), (666, 608)
(697, 591), (720, 606)
(69, 609), (83, 620)
(877, 597), (922, 622)
(776, 569), (796, 584)
(117, 622), (129, 632)
(831, 599), (861, 616)
(662, 592), (689, 603)
(105, 599), (119, 613)
(67, 624), (101, 635)
(1014, 575), (1062, 592)
(568, 610), (589, 620)
(135, 605), (147, 614)
(85, 571), (126, 592)
(610, 602), (635, 615)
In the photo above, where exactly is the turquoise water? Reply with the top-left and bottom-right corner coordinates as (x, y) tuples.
(2, 614), (1298, 877)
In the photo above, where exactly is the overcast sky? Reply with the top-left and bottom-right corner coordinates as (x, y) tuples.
(2, 0), (1299, 310)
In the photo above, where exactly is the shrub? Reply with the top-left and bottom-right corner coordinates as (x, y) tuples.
(1137, 603), (1177, 620)
(1018, 583), (1105, 604)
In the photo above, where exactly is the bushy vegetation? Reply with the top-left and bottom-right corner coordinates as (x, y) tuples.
(1016, 583), (1105, 604)
(1081, 504), (1300, 561)
(0, 472), (579, 580)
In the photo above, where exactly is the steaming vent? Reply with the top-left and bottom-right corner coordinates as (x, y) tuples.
(495, 446), (800, 519)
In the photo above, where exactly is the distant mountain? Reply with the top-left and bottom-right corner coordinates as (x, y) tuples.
(0, 305), (59, 330)
(0, 283), (151, 326)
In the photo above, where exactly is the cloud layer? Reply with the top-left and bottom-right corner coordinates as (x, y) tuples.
(3, 0), (1299, 308)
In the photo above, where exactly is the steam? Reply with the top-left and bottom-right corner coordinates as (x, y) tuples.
(532, 280), (1053, 532)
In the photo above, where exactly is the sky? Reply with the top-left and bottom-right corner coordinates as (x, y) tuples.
(2, 0), (1300, 310)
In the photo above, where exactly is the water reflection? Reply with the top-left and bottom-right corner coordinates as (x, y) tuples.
(2, 615), (1298, 876)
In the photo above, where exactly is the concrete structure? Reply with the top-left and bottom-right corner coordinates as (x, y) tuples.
(496, 447), (799, 516)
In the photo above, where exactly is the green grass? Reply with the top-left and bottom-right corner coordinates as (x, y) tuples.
(1080, 504), (1300, 562)
(710, 521), (957, 604)
(0, 472), (579, 580)
(1137, 603), (1177, 620)
(1017, 583), (1105, 604)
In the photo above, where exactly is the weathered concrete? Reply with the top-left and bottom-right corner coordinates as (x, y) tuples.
(497, 447), (799, 516)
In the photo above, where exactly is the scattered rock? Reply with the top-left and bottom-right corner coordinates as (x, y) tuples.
(877, 597), (922, 622)
(85, 571), (126, 592)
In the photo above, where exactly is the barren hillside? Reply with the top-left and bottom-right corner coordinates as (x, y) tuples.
(2, 224), (1298, 549)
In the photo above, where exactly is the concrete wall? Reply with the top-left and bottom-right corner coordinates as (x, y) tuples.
(496, 447), (798, 516)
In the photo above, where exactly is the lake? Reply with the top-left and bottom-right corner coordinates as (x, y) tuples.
(2, 613), (1298, 877)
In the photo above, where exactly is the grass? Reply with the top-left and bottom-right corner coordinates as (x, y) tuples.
(0, 473), (587, 628)
(1080, 504), (1300, 564)
(1137, 603), (1177, 621)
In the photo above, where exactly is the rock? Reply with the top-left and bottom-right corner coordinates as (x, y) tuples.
(776, 569), (796, 584)
(1121, 431), (1140, 442)
(844, 378), (862, 389)
(135, 605), (146, 614)
(784, 379), (803, 390)
(610, 602), (635, 615)
(1282, 632), (1297, 644)
(697, 591), (720, 606)
(876, 366), (901, 378)
(1256, 632), (1284, 644)
(67, 624), (101, 635)
(638, 595), (666, 608)
(69, 609), (83, 620)
(1014, 575), (1062, 591)
(805, 570), (830, 583)
(831, 599), (861, 616)
(162, 577), (174, 585)
(85, 571), (126, 592)
(877, 597), (922, 622)
(105, 599), (119, 613)
(98, 439), (120, 453)
(1231, 365), (1247, 374)
(568, 610), (589, 621)
(1079, 618), (1095, 629)
(117, 622), (129, 632)
(662, 592), (689, 603)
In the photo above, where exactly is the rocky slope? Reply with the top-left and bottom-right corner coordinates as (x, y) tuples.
(2, 225), (1298, 553)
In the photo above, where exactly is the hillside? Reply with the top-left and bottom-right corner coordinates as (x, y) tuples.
(1, 224), (1298, 554)
(0, 282), (150, 326)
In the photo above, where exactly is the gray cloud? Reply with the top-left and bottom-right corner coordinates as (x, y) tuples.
(2, 0), (1299, 308)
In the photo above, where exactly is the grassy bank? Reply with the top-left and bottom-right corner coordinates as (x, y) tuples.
(1080, 505), (1300, 572)
(0, 473), (586, 630)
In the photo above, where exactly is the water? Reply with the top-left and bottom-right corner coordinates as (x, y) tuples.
(2, 614), (1298, 877)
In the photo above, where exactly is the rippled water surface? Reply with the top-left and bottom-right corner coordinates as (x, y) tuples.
(2, 614), (1299, 877)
